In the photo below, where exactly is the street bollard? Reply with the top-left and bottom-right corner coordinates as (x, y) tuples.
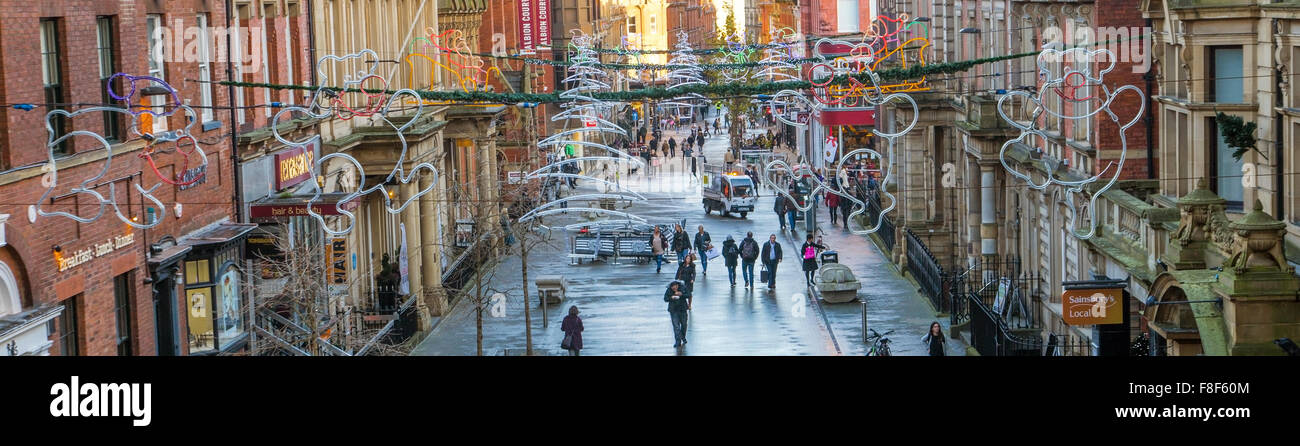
(861, 300), (868, 344)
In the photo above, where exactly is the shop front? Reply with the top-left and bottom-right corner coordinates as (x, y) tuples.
(176, 222), (257, 355)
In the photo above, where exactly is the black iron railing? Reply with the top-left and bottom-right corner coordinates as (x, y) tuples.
(904, 227), (945, 313)
(862, 191), (895, 252)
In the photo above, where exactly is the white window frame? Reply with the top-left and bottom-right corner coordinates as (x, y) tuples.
(230, 8), (246, 124)
(198, 14), (214, 123)
(261, 3), (273, 117)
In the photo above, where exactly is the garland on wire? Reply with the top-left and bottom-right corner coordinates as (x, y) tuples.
(215, 39), (1140, 104)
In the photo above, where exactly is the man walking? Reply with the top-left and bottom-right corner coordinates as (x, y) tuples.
(693, 225), (712, 274)
(722, 235), (740, 287)
(761, 234), (783, 289)
(668, 137), (677, 158)
(739, 231), (760, 288)
(671, 224), (691, 264)
(665, 281), (691, 348)
(774, 191), (788, 231)
(785, 189), (799, 232)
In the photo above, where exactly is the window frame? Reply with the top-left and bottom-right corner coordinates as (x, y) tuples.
(59, 296), (80, 356)
(41, 18), (69, 155)
(114, 272), (135, 356)
(146, 14), (168, 135)
(96, 16), (122, 142)
(198, 14), (215, 123)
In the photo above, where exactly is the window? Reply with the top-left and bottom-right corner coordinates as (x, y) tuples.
(197, 14), (214, 123)
(214, 265), (243, 350)
(628, 16), (637, 34)
(1209, 46), (1243, 103)
(59, 296), (80, 356)
(41, 19), (68, 155)
(114, 273), (134, 356)
(262, 2), (275, 117)
(185, 258), (215, 354)
(837, 0), (860, 32)
(649, 15), (656, 34)
(1211, 116), (1245, 208)
(231, 6), (246, 124)
(146, 15), (167, 135)
(97, 17), (121, 142)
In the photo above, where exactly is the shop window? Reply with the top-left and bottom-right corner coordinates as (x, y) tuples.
(214, 265), (244, 350)
(114, 272), (134, 356)
(185, 243), (245, 354)
(59, 296), (80, 356)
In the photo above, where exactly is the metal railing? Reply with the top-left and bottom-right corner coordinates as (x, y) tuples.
(862, 190), (895, 252)
(904, 227), (946, 313)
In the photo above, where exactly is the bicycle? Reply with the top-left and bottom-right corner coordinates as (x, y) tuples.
(866, 329), (894, 356)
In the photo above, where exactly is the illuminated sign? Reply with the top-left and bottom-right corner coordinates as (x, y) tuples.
(275, 146), (316, 190)
(248, 200), (360, 219)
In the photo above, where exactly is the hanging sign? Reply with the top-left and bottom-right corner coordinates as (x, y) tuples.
(274, 146), (316, 190)
(329, 238), (347, 284)
(398, 223), (410, 295)
(536, 0), (551, 49)
(1062, 288), (1123, 326)
(519, 0), (536, 54)
(823, 135), (838, 164)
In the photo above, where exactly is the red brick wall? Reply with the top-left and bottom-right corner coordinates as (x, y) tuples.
(0, 0), (237, 356)
(1093, 0), (1153, 180)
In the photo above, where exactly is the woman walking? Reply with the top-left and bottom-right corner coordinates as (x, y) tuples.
(923, 321), (947, 356)
(722, 235), (740, 287)
(800, 233), (826, 286)
(665, 281), (691, 348)
(652, 227), (668, 273)
(676, 253), (698, 294)
(561, 306), (584, 356)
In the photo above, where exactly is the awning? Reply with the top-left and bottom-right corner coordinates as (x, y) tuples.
(178, 221), (259, 248)
(248, 193), (360, 220)
(820, 108), (876, 126)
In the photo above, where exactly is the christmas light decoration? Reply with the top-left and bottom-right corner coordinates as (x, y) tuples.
(995, 47), (1145, 240)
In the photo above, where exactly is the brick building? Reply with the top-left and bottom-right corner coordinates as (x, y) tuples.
(0, 0), (244, 356)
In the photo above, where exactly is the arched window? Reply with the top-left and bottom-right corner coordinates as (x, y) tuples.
(0, 261), (21, 317)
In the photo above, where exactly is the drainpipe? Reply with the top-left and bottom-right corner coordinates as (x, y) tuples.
(227, 0), (243, 222)
(1144, 19), (1155, 180)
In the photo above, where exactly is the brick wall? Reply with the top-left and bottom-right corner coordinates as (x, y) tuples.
(0, 0), (236, 356)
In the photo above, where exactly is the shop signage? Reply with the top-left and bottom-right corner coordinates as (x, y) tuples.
(177, 165), (207, 191)
(329, 238), (347, 284)
(518, 0), (536, 53)
(536, 0), (551, 49)
(248, 200), (359, 218)
(274, 146), (316, 190)
(1062, 288), (1124, 326)
(56, 233), (135, 272)
(507, 171), (523, 184)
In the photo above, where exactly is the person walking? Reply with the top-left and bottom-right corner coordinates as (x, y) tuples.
(800, 233), (827, 286)
(651, 227), (668, 273)
(923, 321), (947, 356)
(560, 305), (584, 356)
(693, 225), (712, 275)
(665, 281), (691, 348)
(671, 224), (690, 264)
(784, 190), (799, 232)
(722, 235), (740, 287)
(827, 191), (841, 225)
(839, 191), (852, 227)
(739, 232), (760, 288)
(774, 191), (788, 230)
(676, 253), (697, 296)
(761, 234), (783, 289)
(690, 153), (698, 178)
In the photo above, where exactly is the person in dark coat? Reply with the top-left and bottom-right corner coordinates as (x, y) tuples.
(922, 321), (947, 356)
(693, 225), (712, 274)
(665, 280), (691, 348)
(785, 188), (799, 232)
(774, 192), (788, 230)
(721, 235), (740, 286)
(561, 305), (584, 356)
(739, 232), (760, 288)
(668, 137), (677, 157)
(760, 234), (783, 289)
(839, 191), (852, 227)
(800, 233), (827, 286)
(671, 224), (690, 263)
(675, 253), (697, 294)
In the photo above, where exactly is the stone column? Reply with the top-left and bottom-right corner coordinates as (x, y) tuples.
(400, 180), (426, 330)
(419, 173), (445, 322)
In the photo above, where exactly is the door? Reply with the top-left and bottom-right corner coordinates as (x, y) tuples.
(154, 276), (178, 356)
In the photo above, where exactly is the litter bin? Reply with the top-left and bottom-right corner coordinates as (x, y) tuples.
(820, 250), (839, 264)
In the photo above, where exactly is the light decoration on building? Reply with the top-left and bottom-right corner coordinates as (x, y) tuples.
(517, 31), (647, 227)
(271, 49), (440, 237)
(807, 13), (931, 107)
(30, 74), (208, 229)
(407, 28), (506, 98)
(995, 47), (1145, 240)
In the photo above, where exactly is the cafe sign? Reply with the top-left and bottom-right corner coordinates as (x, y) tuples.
(56, 233), (136, 272)
(275, 146), (316, 190)
(1061, 288), (1123, 326)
